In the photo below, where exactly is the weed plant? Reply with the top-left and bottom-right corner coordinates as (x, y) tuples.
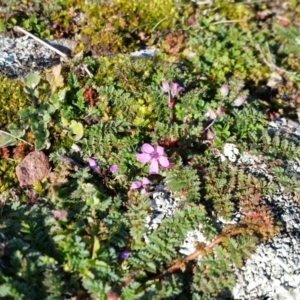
(0, 0), (300, 299)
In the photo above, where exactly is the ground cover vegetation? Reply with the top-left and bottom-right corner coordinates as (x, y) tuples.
(0, 0), (300, 299)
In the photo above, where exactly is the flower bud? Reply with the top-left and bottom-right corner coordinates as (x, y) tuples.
(220, 83), (229, 98)
(88, 158), (98, 171)
(233, 95), (247, 107)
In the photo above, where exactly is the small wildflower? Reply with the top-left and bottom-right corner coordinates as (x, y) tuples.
(220, 83), (229, 98)
(216, 106), (224, 115)
(109, 164), (119, 173)
(130, 181), (142, 190)
(203, 127), (215, 144)
(187, 51), (196, 59)
(136, 143), (169, 174)
(130, 177), (151, 194)
(233, 95), (247, 107)
(160, 79), (170, 93)
(88, 158), (98, 171)
(52, 210), (68, 220)
(120, 250), (130, 260)
(170, 82), (185, 98)
(160, 79), (185, 109)
(205, 107), (217, 120)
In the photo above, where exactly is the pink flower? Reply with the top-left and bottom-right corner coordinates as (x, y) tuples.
(187, 51), (196, 59)
(88, 158), (98, 171)
(216, 106), (224, 115)
(109, 164), (119, 173)
(205, 107), (217, 120)
(136, 143), (169, 174)
(130, 177), (151, 194)
(160, 79), (170, 93)
(160, 79), (185, 109)
(170, 82), (185, 98)
(52, 210), (68, 220)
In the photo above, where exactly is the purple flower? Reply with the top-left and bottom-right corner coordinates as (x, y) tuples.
(120, 250), (130, 260)
(220, 83), (229, 98)
(136, 143), (169, 174)
(109, 164), (119, 173)
(88, 158), (98, 171)
(160, 79), (185, 109)
(130, 177), (151, 194)
(170, 82), (185, 98)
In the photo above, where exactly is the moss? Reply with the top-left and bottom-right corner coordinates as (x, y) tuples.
(77, 0), (179, 54)
(0, 159), (18, 192)
(215, 1), (255, 25)
(91, 54), (161, 128)
(112, 0), (177, 30)
(93, 54), (157, 86)
(50, 126), (74, 152)
(0, 76), (29, 129)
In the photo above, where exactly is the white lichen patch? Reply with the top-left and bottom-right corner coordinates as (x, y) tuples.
(230, 120), (300, 299)
(143, 184), (182, 243)
(179, 225), (210, 256)
(223, 143), (239, 162)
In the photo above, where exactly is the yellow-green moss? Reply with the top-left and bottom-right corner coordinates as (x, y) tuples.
(0, 76), (29, 129)
(112, 0), (177, 30)
(92, 54), (159, 128)
(50, 127), (74, 152)
(0, 159), (18, 193)
(94, 54), (155, 88)
(215, 1), (255, 24)
(77, 0), (179, 54)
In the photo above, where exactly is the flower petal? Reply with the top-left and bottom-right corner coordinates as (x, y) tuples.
(130, 181), (142, 189)
(160, 79), (170, 93)
(205, 107), (217, 120)
(88, 158), (98, 170)
(220, 83), (229, 98)
(141, 143), (154, 154)
(136, 153), (151, 163)
(141, 188), (147, 194)
(170, 82), (185, 98)
(149, 160), (159, 174)
(233, 95), (247, 107)
(142, 177), (151, 185)
(120, 250), (130, 259)
(158, 156), (170, 168)
(109, 164), (119, 173)
(52, 210), (68, 220)
(156, 145), (165, 155)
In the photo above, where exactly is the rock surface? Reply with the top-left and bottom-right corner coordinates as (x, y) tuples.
(16, 151), (50, 187)
(0, 35), (71, 78)
(231, 123), (300, 300)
